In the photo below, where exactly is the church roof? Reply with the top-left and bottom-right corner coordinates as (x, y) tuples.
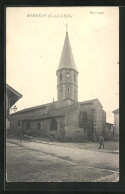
(57, 32), (78, 73)
(80, 98), (103, 108)
(11, 102), (51, 115)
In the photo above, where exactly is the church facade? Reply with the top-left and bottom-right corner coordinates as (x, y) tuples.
(10, 31), (106, 142)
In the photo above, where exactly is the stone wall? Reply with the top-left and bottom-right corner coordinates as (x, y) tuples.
(10, 114), (65, 141)
(102, 109), (106, 130)
(114, 113), (119, 137)
(93, 100), (104, 137)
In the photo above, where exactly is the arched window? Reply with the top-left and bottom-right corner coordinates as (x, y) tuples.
(37, 122), (41, 130)
(50, 118), (57, 131)
(79, 111), (87, 128)
(83, 112), (87, 121)
(60, 73), (62, 81)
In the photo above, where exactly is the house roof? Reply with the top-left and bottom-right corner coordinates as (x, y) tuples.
(6, 84), (22, 108)
(112, 108), (119, 113)
(6, 84), (22, 98)
(57, 32), (78, 73)
(106, 122), (114, 126)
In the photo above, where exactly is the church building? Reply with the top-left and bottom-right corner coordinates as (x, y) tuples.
(10, 30), (106, 142)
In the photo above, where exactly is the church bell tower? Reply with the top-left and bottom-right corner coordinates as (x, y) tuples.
(56, 27), (78, 102)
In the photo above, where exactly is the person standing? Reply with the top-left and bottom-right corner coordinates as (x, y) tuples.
(99, 135), (104, 148)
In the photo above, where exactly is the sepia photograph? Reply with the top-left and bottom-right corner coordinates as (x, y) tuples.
(6, 7), (119, 182)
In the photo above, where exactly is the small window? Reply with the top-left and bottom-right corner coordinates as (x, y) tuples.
(60, 73), (62, 81)
(67, 88), (70, 92)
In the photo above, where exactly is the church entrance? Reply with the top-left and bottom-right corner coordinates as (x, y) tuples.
(22, 120), (31, 136)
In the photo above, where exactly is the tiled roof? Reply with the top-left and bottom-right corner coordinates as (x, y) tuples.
(11, 98), (103, 116)
(11, 102), (52, 115)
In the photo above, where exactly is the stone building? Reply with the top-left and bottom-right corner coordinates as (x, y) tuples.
(10, 31), (106, 142)
(103, 122), (114, 141)
(6, 84), (22, 132)
(112, 108), (119, 140)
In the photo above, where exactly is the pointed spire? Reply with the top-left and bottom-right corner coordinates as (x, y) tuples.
(57, 28), (78, 73)
(66, 24), (68, 33)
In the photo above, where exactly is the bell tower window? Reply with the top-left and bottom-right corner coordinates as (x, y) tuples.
(67, 72), (70, 77)
(60, 73), (62, 81)
(67, 88), (70, 92)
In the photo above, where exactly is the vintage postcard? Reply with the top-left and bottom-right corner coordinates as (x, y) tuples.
(6, 7), (119, 182)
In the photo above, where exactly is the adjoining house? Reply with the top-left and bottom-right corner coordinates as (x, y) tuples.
(6, 84), (22, 133)
(112, 108), (119, 140)
(10, 30), (106, 142)
(103, 122), (114, 140)
(106, 122), (114, 132)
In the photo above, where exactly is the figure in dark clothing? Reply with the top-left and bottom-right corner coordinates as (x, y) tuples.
(18, 120), (22, 142)
(99, 135), (104, 148)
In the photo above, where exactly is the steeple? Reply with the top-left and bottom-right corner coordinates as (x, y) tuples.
(57, 27), (78, 102)
(57, 28), (78, 73)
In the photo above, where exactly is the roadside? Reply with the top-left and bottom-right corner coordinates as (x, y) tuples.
(7, 136), (119, 154)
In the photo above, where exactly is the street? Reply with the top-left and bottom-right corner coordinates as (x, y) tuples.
(6, 140), (119, 182)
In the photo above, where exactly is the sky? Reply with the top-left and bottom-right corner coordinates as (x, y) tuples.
(6, 7), (119, 123)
